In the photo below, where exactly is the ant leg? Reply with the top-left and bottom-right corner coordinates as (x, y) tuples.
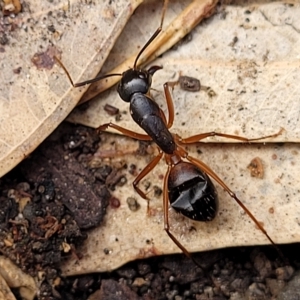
(98, 122), (152, 141)
(133, 151), (164, 212)
(180, 128), (284, 144)
(163, 74), (200, 128)
(163, 82), (175, 128)
(163, 164), (202, 268)
(185, 154), (275, 245)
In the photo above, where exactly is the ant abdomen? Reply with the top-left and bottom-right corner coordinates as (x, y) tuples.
(168, 161), (218, 221)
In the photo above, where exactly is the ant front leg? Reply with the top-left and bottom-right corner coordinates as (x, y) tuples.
(98, 122), (152, 141)
(163, 82), (176, 128)
(132, 151), (163, 213)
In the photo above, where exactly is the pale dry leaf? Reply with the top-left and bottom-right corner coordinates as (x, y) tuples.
(77, 0), (218, 102)
(62, 0), (300, 275)
(69, 0), (300, 142)
(62, 134), (300, 274)
(0, 274), (16, 300)
(0, 256), (36, 300)
(0, 0), (143, 177)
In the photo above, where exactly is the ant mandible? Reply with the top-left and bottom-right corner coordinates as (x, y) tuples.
(56, 0), (282, 264)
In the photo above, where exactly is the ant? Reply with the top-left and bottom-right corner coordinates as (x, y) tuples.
(56, 0), (282, 265)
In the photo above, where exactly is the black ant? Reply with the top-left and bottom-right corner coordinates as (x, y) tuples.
(55, 0), (282, 265)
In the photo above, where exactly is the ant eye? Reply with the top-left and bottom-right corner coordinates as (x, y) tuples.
(139, 73), (145, 79)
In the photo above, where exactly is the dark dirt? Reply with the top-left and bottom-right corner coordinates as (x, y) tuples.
(0, 122), (299, 300)
(20, 124), (110, 230)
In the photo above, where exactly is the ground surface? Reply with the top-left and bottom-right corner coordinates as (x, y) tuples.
(0, 122), (299, 300)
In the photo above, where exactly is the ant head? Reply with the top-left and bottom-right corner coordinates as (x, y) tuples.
(117, 66), (162, 102)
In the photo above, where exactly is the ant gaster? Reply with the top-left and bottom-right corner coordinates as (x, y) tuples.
(56, 0), (282, 264)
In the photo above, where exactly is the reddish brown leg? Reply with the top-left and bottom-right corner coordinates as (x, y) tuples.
(180, 128), (284, 144)
(133, 151), (164, 212)
(163, 164), (202, 268)
(163, 82), (175, 128)
(98, 122), (152, 141)
(185, 154), (275, 245)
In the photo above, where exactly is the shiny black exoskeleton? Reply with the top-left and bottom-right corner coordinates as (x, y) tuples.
(116, 66), (218, 222)
(113, 57), (219, 224)
(168, 162), (218, 221)
(117, 67), (176, 154)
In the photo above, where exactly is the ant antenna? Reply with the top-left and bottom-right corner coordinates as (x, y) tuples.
(133, 0), (169, 68)
(54, 56), (122, 87)
(55, 0), (169, 88)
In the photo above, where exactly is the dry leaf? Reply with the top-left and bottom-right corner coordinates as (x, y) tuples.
(77, 0), (218, 102)
(0, 0), (143, 177)
(61, 0), (300, 274)
(62, 134), (300, 274)
(0, 256), (36, 300)
(69, 0), (300, 142)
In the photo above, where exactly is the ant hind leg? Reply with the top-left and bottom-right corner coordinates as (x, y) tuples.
(185, 154), (276, 245)
(163, 163), (203, 269)
(180, 128), (284, 144)
(132, 151), (164, 213)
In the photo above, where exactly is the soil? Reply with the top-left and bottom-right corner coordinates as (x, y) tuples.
(0, 122), (299, 300)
